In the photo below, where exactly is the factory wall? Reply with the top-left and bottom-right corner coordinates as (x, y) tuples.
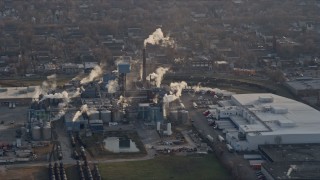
(228, 133), (320, 151)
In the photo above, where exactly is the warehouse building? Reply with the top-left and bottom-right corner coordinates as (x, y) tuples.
(285, 78), (320, 96)
(0, 86), (41, 105)
(259, 144), (320, 180)
(211, 93), (320, 151)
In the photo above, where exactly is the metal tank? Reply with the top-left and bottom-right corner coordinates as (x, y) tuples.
(111, 109), (122, 122)
(181, 110), (189, 124)
(169, 111), (178, 121)
(88, 110), (100, 120)
(43, 122), (52, 140)
(100, 110), (111, 123)
(32, 126), (41, 140)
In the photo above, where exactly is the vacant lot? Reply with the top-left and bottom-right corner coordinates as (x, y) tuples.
(0, 166), (47, 180)
(99, 154), (232, 180)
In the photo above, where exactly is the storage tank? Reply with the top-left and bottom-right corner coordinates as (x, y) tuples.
(156, 122), (161, 131)
(166, 123), (172, 135)
(181, 110), (189, 124)
(169, 111), (178, 121)
(111, 109), (122, 122)
(100, 110), (111, 123)
(43, 122), (51, 140)
(88, 110), (100, 120)
(32, 126), (41, 140)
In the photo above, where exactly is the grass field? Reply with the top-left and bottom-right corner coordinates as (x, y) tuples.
(98, 154), (232, 180)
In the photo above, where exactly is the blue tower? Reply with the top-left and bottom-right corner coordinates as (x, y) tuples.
(117, 59), (131, 95)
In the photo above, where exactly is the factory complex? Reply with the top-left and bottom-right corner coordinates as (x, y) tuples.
(205, 93), (320, 151)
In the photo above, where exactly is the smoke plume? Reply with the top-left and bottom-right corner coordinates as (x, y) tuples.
(52, 103), (67, 121)
(71, 87), (82, 98)
(144, 28), (174, 48)
(146, 67), (169, 87)
(163, 81), (188, 103)
(47, 74), (57, 90)
(107, 80), (119, 94)
(40, 91), (70, 103)
(72, 104), (88, 122)
(80, 65), (103, 85)
(33, 74), (58, 101)
(192, 84), (234, 96)
(170, 81), (187, 98)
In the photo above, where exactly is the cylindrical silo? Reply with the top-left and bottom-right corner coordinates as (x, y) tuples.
(32, 126), (41, 140)
(43, 122), (51, 140)
(100, 110), (111, 124)
(166, 123), (172, 135)
(112, 109), (122, 122)
(156, 122), (161, 131)
(88, 110), (100, 120)
(181, 110), (189, 124)
(169, 111), (178, 121)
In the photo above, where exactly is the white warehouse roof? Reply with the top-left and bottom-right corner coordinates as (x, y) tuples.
(0, 86), (41, 100)
(224, 93), (320, 151)
(231, 93), (320, 135)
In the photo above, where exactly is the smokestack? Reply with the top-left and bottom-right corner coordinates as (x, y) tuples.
(142, 48), (146, 84)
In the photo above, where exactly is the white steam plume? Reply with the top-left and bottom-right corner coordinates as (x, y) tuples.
(33, 74), (58, 101)
(146, 67), (169, 87)
(170, 81), (187, 98)
(52, 103), (67, 121)
(144, 28), (174, 48)
(107, 80), (119, 93)
(192, 84), (234, 96)
(117, 95), (129, 108)
(72, 104), (88, 122)
(80, 65), (103, 85)
(72, 87), (81, 98)
(40, 91), (70, 103)
(47, 74), (57, 90)
(163, 81), (188, 103)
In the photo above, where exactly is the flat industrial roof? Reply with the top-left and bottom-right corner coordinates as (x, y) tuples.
(286, 78), (320, 91)
(0, 86), (41, 100)
(262, 162), (320, 180)
(259, 144), (320, 162)
(231, 93), (320, 135)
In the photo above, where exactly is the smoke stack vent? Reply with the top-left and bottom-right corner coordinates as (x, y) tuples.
(142, 48), (146, 83)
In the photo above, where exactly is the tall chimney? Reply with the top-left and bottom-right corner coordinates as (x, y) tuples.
(142, 48), (146, 83)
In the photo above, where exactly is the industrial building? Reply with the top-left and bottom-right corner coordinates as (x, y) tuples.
(285, 78), (320, 96)
(258, 144), (320, 180)
(0, 86), (41, 105)
(208, 93), (320, 151)
(261, 162), (320, 180)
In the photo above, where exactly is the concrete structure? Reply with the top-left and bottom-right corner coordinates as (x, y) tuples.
(259, 144), (320, 180)
(65, 112), (88, 131)
(100, 110), (111, 123)
(0, 86), (41, 104)
(259, 144), (320, 162)
(262, 162), (320, 180)
(211, 93), (320, 151)
(285, 78), (320, 96)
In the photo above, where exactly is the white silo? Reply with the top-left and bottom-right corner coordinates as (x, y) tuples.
(43, 122), (51, 140)
(32, 126), (41, 140)
(156, 122), (161, 131)
(101, 110), (111, 124)
(166, 123), (172, 135)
